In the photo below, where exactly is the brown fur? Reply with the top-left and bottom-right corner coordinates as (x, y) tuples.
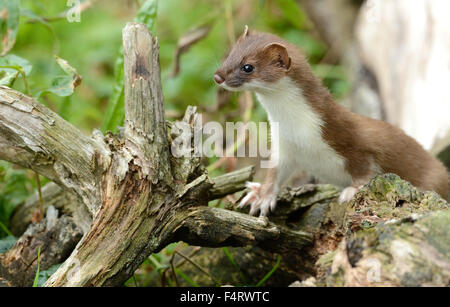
(216, 30), (449, 198)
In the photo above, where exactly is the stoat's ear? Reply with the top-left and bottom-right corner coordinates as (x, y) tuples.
(263, 43), (291, 70)
(238, 25), (250, 41)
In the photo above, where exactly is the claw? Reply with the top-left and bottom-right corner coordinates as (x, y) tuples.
(249, 204), (260, 216)
(239, 182), (262, 209)
(239, 182), (277, 217)
(238, 191), (258, 209)
(269, 195), (277, 212)
(259, 194), (276, 217)
(245, 181), (261, 191)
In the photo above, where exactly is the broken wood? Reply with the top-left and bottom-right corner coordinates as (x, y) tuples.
(0, 207), (82, 287)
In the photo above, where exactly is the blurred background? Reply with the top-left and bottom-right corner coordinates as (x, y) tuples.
(1, 0), (449, 286)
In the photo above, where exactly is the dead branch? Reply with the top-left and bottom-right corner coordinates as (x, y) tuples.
(0, 87), (103, 214)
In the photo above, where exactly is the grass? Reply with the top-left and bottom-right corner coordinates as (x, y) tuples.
(32, 246), (41, 287)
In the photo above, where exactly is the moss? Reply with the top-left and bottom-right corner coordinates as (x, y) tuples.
(366, 174), (420, 202)
(350, 174), (448, 222)
(416, 210), (450, 257)
(331, 209), (450, 286)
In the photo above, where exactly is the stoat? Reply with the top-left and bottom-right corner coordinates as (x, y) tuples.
(214, 26), (449, 217)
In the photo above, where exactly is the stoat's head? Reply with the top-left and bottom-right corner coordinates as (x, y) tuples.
(214, 26), (292, 92)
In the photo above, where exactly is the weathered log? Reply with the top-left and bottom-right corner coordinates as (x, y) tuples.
(9, 182), (90, 236)
(0, 87), (102, 214)
(0, 207), (82, 287)
(209, 166), (255, 200)
(167, 175), (449, 287)
(322, 210), (450, 286)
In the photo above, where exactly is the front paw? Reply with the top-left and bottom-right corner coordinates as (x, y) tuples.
(238, 182), (277, 217)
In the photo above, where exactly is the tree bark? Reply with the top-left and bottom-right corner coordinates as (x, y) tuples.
(0, 87), (102, 214)
(9, 183), (90, 236)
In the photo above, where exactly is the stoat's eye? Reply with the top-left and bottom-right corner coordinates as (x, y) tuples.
(241, 64), (254, 74)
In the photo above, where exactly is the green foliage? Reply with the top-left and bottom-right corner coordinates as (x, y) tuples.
(0, 54), (32, 88)
(136, 0), (158, 31)
(255, 254), (281, 286)
(274, 0), (308, 29)
(222, 247), (248, 285)
(0, 161), (32, 238)
(100, 53), (125, 133)
(0, 0), (20, 55)
(35, 55), (81, 98)
(174, 267), (199, 287)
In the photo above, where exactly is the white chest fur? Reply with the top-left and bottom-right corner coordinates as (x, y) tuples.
(252, 77), (353, 187)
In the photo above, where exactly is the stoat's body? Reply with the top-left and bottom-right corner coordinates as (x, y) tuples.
(254, 77), (353, 188)
(214, 27), (449, 216)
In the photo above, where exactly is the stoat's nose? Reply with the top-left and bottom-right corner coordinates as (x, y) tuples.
(214, 74), (224, 85)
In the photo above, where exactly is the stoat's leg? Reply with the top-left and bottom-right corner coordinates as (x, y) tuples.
(238, 167), (278, 217)
(239, 160), (292, 217)
(238, 182), (262, 209)
(339, 156), (381, 204)
(338, 171), (378, 204)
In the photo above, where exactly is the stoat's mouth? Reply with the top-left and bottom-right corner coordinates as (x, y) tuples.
(220, 83), (243, 92)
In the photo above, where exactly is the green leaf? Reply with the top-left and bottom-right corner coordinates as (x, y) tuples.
(36, 56), (82, 98)
(44, 75), (75, 97)
(0, 0), (20, 56)
(0, 161), (30, 237)
(0, 235), (16, 253)
(37, 263), (61, 287)
(54, 55), (78, 78)
(101, 0), (158, 133)
(0, 54), (32, 86)
(0, 221), (13, 237)
(136, 0), (158, 31)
